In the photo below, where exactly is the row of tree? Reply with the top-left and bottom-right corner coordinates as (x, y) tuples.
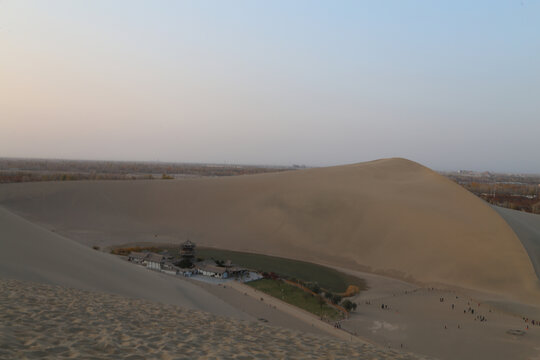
(0, 158), (295, 181)
(306, 281), (358, 312)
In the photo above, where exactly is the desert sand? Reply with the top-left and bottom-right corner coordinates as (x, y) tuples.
(2, 158), (540, 359)
(0, 204), (422, 357)
(0, 206), (249, 319)
(0, 158), (538, 302)
(335, 267), (540, 360)
(0, 278), (429, 360)
(0, 205), (360, 336)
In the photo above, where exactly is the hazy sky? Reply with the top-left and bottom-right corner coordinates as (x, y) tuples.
(1, 1), (539, 172)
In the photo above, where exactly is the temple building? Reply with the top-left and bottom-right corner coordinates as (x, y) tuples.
(180, 240), (196, 263)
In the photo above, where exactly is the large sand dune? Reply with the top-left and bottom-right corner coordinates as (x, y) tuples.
(0, 158), (538, 301)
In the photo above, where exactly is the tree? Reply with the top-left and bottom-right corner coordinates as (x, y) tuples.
(306, 282), (321, 294)
(331, 294), (342, 305)
(177, 259), (193, 268)
(317, 296), (326, 315)
(341, 299), (356, 312)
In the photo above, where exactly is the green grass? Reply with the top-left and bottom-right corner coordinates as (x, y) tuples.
(247, 278), (343, 320)
(195, 247), (366, 293)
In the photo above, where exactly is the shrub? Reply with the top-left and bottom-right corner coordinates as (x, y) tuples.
(110, 246), (161, 255)
(340, 285), (360, 297)
(341, 299), (356, 312)
(306, 282), (321, 294)
(215, 259), (225, 267)
(331, 294), (342, 305)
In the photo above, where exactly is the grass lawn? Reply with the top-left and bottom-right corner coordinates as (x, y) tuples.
(247, 278), (343, 320)
(196, 247), (367, 293)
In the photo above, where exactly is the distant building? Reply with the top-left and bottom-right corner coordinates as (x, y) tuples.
(162, 263), (181, 275)
(226, 265), (249, 278)
(128, 252), (149, 265)
(193, 259), (249, 279)
(196, 263), (229, 278)
(159, 250), (174, 262)
(180, 240), (196, 263)
(146, 253), (165, 270)
(127, 243), (249, 280)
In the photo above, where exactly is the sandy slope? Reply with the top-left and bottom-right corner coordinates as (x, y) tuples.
(335, 267), (540, 360)
(0, 206), (249, 319)
(0, 278), (429, 360)
(0, 158), (538, 301)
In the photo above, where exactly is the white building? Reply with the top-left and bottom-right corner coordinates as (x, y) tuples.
(161, 263), (182, 275)
(196, 263), (229, 278)
(146, 253), (165, 270)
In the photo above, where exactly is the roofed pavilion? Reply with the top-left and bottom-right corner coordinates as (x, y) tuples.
(180, 240), (196, 261)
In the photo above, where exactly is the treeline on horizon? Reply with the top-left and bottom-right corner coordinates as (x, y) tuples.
(444, 172), (540, 214)
(0, 158), (296, 184)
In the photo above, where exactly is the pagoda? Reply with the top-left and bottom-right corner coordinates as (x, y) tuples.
(180, 239), (196, 263)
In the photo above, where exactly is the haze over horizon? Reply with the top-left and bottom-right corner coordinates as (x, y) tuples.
(1, 1), (539, 173)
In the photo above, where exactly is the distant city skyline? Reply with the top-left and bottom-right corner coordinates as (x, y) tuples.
(1, 1), (539, 173)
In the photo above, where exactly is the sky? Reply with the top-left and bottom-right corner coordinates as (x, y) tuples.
(1, 1), (539, 172)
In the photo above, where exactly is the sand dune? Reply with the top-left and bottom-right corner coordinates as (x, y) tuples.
(0, 278), (428, 360)
(0, 158), (538, 301)
(0, 206), (250, 319)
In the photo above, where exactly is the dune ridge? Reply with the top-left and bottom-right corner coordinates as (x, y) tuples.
(0, 158), (538, 301)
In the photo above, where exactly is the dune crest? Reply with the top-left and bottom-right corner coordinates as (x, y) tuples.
(0, 158), (538, 301)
